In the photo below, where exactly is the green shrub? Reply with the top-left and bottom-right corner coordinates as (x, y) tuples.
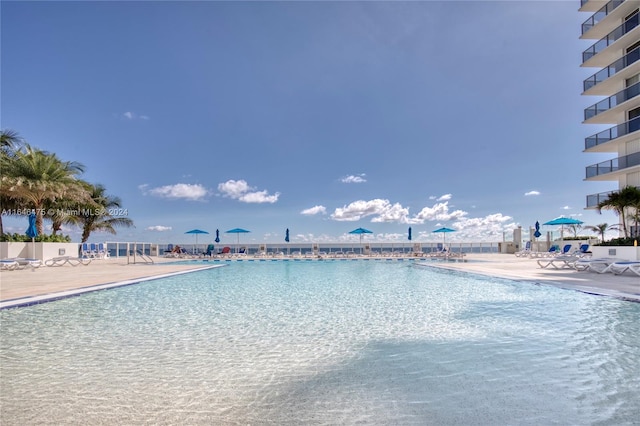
(0, 233), (72, 243)
(595, 237), (637, 246)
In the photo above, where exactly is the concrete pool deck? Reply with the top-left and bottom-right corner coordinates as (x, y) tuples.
(0, 254), (638, 309)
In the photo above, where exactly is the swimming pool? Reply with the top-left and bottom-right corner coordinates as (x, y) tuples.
(1, 261), (638, 425)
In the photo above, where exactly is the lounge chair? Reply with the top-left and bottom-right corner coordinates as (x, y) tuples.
(573, 258), (626, 273)
(537, 255), (580, 269)
(96, 243), (109, 259)
(204, 244), (216, 257)
(1, 259), (19, 270)
(514, 241), (532, 257)
(44, 256), (92, 267)
(217, 246), (231, 257)
(11, 258), (43, 269)
(81, 243), (95, 258)
(600, 261), (640, 276)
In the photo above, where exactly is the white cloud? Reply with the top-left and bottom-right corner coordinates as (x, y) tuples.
(331, 199), (397, 222)
(341, 174), (367, 184)
(143, 183), (208, 201)
(301, 205), (327, 215)
(147, 225), (172, 232)
(437, 194), (452, 201)
(562, 205), (571, 210)
(330, 197), (470, 225)
(412, 201), (467, 223)
(121, 111), (149, 120)
(525, 190), (540, 196)
(217, 179), (280, 204)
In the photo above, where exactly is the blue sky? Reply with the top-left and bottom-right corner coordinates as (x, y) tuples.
(1, 1), (619, 245)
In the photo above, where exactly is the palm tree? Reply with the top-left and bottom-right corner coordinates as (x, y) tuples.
(76, 183), (134, 243)
(597, 186), (640, 238)
(0, 144), (89, 235)
(584, 223), (620, 243)
(0, 129), (25, 236)
(567, 224), (582, 238)
(0, 129), (23, 155)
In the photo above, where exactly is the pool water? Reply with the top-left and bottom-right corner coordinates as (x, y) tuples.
(1, 261), (639, 425)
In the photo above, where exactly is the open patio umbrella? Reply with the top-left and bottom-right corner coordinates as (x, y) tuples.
(349, 227), (373, 254)
(215, 229), (220, 243)
(185, 229), (209, 254)
(433, 227), (455, 246)
(26, 212), (38, 259)
(226, 228), (250, 253)
(543, 217), (583, 243)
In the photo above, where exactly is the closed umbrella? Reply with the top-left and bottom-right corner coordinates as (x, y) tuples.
(26, 212), (38, 259)
(215, 229), (220, 243)
(285, 228), (290, 255)
(349, 227), (373, 254)
(226, 228), (251, 253)
(185, 229), (209, 254)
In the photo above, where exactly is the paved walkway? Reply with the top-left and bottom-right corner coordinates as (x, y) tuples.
(1, 254), (638, 309)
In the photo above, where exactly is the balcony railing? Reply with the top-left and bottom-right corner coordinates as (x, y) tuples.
(582, 0), (625, 35)
(585, 151), (640, 178)
(586, 190), (615, 208)
(585, 115), (640, 149)
(583, 46), (640, 92)
(583, 10), (639, 63)
(586, 186), (640, 208)
(584, 81), (640, 120)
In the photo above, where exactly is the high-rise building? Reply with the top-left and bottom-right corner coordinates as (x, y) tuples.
(581, 0), (640, 232)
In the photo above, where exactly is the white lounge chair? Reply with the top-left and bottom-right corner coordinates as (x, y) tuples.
(514, 241), (532, 257)
(600, 261), (640, 276)
(10, 258), (43, 269)
(1, 259), (19, 270)
(537, 255), (580, 269)
(573, 258), (626, 273)
(44, 256), (92, 267)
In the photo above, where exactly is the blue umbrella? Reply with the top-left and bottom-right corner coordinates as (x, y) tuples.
(226, 228), (251, 253)
(26, 212), (38, 259)
(215, 229), (220, 243)
(285, 228), (290, 243)
(408, 227), (412, 241)
(185, 229), (209, 254)
(349, 227), (373, 253)
(433, 227), (455, 245)
(543, 217), (583, 242)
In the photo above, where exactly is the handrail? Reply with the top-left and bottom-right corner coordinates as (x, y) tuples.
(583, 45), (640, 92)
(584, 80), (640, 120)
(586, 186), (640, 208)
(586, 151), (640, 178)
(582, 0), (625, 35)
(583, 9), (639, 63)
(585, 115), (640, 149)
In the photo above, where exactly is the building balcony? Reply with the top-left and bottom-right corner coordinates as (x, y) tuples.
(582, 10), (639, 67)
(586, 190), (616, 208)
(585, 151), (640, 179)
(586, 186), (640, 208)
(582, 0), (625, 37)
(585, 115), (640, 151)
(583, 46), (640, 94)
(584, 81), (640, 122)
(580, 0), (612, 13)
